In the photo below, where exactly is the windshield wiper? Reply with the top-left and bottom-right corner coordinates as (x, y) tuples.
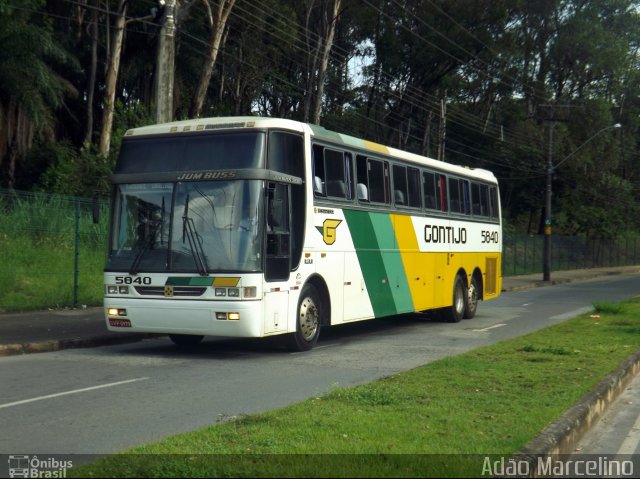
(182, 193), (209, 276)
(129, 199), (165, 275)
(129, 220), (161, 275)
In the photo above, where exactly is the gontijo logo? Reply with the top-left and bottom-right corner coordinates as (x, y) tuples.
(320, 219), (342, 245)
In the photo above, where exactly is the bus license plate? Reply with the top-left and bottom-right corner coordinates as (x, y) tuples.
(109, 318), (132, 328)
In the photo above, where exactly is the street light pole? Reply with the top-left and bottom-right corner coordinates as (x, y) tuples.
(542, 122), (621, 282)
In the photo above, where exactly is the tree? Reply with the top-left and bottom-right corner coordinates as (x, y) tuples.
(0, 0), (77, 188)
(190, 0), (237, 118)
(98, 0), (128, 158)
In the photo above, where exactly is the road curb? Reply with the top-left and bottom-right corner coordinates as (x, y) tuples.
(513, 350), (640, 471)
(0, 334), (160, 357)
(502, 278), (571, 293)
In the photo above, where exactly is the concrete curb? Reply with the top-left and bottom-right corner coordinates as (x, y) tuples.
(0, 334), (160, 357)
(513, 350), (640, 473)
(502, 278), (571, 293)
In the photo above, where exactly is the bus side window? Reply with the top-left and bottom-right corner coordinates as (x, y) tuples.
(461, 180), (470, 215)
(472, 182), (490, 217)
(471, 182), (481, 215)
(489, 186), (500, 219)
(449, 178), (462, 213)
(325, 148), (348, 199)
(356, 155), (369, 202)
(312, 144), (325, 197)
(438, 174), (448, 212)
(423, 171), (438, 210)
(368, 158), (390, 204)
(393, 164), (408, 206)
(407, 166), (421, 208)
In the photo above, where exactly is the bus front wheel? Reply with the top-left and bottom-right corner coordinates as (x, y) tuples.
(286, 284), (322, 351)
(444, 275), (467, 323)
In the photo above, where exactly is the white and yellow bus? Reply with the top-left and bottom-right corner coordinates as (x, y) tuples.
(104, 117), (501, 351)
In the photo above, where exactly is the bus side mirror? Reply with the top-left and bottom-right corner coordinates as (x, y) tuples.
(92, 195), (100, 224)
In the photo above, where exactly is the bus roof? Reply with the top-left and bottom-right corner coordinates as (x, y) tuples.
(124, 116), (497, 183)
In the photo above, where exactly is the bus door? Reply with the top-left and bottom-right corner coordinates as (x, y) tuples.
(264, 182), (290, 334)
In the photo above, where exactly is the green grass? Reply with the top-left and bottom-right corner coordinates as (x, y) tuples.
(73, 297), (640, 478)
(0, 193), (107, 311)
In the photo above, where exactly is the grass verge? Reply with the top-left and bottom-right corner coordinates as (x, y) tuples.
(73, 297), (640, 477)
(0, 193), (107, 311)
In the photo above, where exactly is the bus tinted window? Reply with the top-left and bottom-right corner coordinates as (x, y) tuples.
(356, 155), (369, 202)
(489, 186), (500, 219)
(268, 132), (304, 178)
(312, 144), (325, 197)
(424, 171), (447, 212)
(117, 132), (265, 174)
(393, 164), (408, 206)
(368, 159), (390, 204)
(407, 166), (421, 208)
(313, 145), (353, 200)
(325, 149), (351, 199)
(472, 182), (490, 217)
(449, 177), (470, 215)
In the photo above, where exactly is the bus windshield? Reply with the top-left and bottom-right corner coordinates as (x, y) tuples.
(106, 180), (264, 273)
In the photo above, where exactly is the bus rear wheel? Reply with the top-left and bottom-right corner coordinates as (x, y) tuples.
(285, 284), (322, 351)
(444, 275), (466, 323)
(464, 275), (480, 319)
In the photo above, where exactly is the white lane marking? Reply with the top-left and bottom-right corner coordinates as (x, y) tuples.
(616, 412), (640, 455)
(0, 377), (149, 410)
(472, 323), (506, 332)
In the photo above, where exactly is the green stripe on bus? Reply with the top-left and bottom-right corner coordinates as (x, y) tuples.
(343, 210), (394, 317)
(369, 213), (414, 314)
(166, 277), (213, 286)
(344, 211), (413, 317)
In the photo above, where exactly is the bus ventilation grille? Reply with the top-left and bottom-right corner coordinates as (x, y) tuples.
(134, 286), (207, 297)
(485, 258), (497, 296)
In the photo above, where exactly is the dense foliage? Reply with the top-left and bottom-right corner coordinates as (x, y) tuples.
(0, 0), (638, 236)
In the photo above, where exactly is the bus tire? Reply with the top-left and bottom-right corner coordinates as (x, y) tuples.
(286, 284), (322, 351)
(169, 334), (204, 347)
(444, 275), (466, 323)
(464, 274), (480, 319)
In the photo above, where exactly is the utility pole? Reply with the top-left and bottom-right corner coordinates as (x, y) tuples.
(155, 0), (176, 124)
(437, 94), (447, 162)
(539, 103), (577, 281)
(543, 120), (554, 281)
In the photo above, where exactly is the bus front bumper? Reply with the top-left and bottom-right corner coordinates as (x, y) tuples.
(104, 298), (265, 338)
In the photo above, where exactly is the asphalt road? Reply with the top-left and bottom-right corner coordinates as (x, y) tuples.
(1, 273), (639, 458)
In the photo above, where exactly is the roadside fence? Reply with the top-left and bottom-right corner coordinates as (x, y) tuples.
(1, 189), (639, 311)
(502, 233), (640, 276)
(0, 188), (108, 311)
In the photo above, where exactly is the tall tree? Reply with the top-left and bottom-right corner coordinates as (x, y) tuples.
(190, 0), (237, 118)
(98, 0), (128, 157)
(0, 0), (77, 188)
